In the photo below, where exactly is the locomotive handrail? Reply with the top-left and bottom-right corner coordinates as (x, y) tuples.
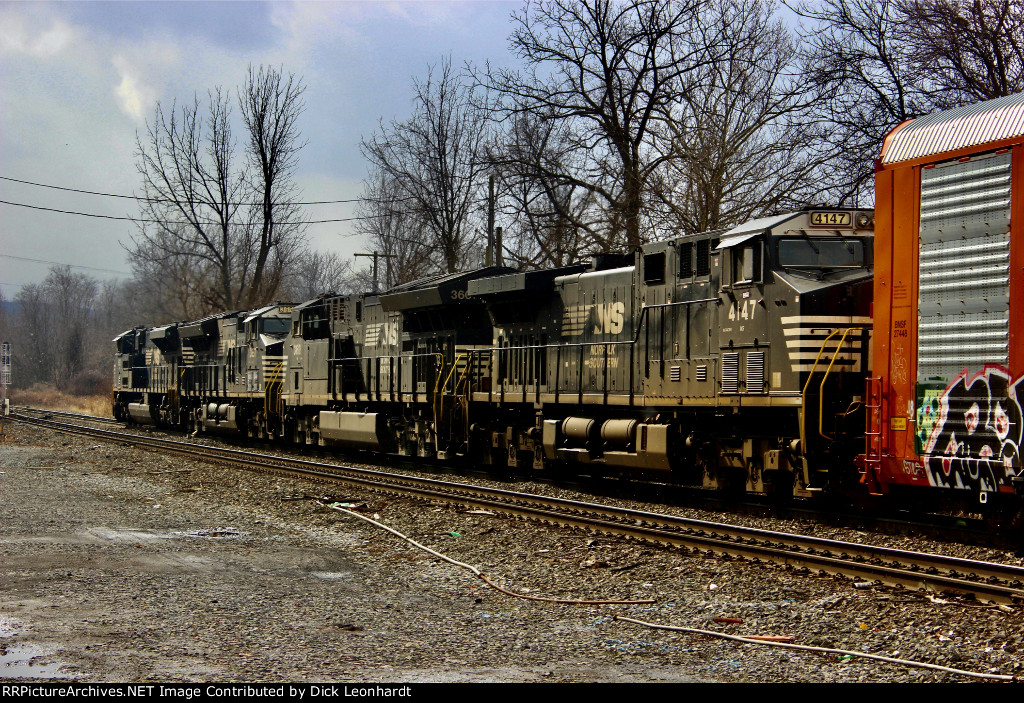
(436, 353), (466, 422)
(453, 352), (475, 445)
(178, 361), (225, 397)
(818, 328), (863, 442)
(327, 350), (444, 403)
(265, 361), (285, 418)
(800, 329), (841, 456)
(129, 363), (173, 392)
(799, 328), (864, 456)
(321, 297), (722, 406)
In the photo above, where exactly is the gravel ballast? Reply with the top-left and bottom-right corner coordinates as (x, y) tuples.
(1, 419), (1022, 683)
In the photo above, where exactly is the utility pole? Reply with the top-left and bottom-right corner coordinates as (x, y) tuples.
(354, 251), (397, 294)
(486, 174), (495, 267)
(1, 341), (10, 416)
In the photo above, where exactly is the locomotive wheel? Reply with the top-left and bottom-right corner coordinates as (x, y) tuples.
(980, 496), (1018, 534)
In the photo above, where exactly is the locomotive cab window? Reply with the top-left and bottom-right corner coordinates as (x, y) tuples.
(643, 252), (666, 284)
(261, 318), (290, 337)
(299, 310), (330, 339)
(777, 237), (864, 269)
(729, 243), (762, 286)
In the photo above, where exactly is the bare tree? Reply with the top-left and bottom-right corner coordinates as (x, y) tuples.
(280, 250), (355, 301)
(129, 66), (307, 315)
(794, 0), (1024, 204)
(482, 0), (710, 250)
(900, 0), (1024, 107)
(12, 283), (49, 387)
(353, 168), (438, 288)
(9, 268), (98, 390)
(490, 112), (598, 268)
(131, 89), (246, 312)
(653, 0), (826, 234)
(128, 230), (222, 321)
(793, 0), (935, 203)
(238, 65), (308, 304)
(360, 57), (491, 274)
(43, 267), (98, 390)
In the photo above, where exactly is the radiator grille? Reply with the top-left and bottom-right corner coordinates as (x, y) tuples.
(721, 352), (739, 394)
(746, 351), (765, 394)
(669, 365), (681, 382)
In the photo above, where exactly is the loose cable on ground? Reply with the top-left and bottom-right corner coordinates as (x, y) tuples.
(614, 615), (1017, 682)
(319, 500), (655, 605)
(326, 498), (1012, 680)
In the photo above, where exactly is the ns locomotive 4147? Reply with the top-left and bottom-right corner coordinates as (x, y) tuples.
(113, 93), (1024, 517)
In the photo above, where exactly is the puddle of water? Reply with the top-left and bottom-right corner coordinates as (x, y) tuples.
(85, 527), (175, 543)
(173, 528), (246, 540)
(0, 643), (75, 680)
(311, 571), (352, 580)
(0, 616), (16, 638)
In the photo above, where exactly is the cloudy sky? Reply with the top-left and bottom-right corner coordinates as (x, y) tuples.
(0, 0), (519, 294)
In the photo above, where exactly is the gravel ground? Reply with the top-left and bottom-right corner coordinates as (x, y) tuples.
(2, 418), (1022, 683)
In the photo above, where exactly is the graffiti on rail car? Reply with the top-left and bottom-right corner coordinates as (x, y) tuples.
(917, 367), (1023, 493)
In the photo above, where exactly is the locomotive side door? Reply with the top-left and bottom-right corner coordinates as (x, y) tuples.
(717, 237), (768, 395)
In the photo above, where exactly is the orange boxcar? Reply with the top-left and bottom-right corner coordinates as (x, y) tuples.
(866, 93), (1024, 512)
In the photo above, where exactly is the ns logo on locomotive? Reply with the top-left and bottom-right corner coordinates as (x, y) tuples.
(113, 93), (1024, 521)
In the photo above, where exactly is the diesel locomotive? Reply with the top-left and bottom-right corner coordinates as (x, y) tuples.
(113, 93), (1024, 516)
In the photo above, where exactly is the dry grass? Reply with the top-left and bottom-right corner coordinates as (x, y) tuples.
(10, 385), (112, 417)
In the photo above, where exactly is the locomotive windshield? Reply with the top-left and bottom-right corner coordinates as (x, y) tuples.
(260, 318), (291, 336)
(777, 238), (865, 268)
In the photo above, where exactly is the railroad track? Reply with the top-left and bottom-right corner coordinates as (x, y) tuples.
(9, 410), (1024, 605)
(11, 407), (1007, 547)
(10, 406), (121, 425)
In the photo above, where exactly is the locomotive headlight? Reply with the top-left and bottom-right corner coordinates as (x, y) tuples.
(855, 212), (873, 229)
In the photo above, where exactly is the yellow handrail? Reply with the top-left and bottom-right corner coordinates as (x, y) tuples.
(800, 328), (841, 455)
(430, 352), (446, 423)
(456, 351), (474, 438)
(265, 361), (284, 417)
(819, 328), (861, 441)
(437, 353), (467, 421)
(800, 328), (863, 450)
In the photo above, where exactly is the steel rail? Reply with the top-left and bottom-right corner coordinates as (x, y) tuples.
(10, 412), (1024, 605)
(13, 406), (121, 425)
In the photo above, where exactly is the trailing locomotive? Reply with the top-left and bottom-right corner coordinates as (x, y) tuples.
(113, 92), (1024, 516)
(114, 208), (875, 499)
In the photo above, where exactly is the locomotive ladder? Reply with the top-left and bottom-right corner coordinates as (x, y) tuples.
(434, 352), (473, 455)
(862, 376), (884, 495)
(265, 361), (285, 419)
(799, 327), (865, 491)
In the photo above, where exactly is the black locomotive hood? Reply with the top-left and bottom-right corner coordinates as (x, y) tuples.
(772, 268), (873, 295)
(379, 266), (514, 312)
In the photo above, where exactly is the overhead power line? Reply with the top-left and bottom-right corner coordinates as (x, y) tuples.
(0, 198), (376, 225)
(0, 254), (129, 275)
(0, 175), (363, 206)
